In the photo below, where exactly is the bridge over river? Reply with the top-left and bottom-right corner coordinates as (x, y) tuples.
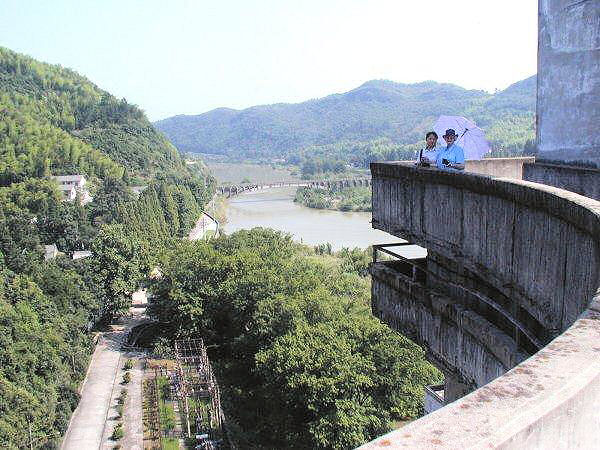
(217, 178), (371, 198)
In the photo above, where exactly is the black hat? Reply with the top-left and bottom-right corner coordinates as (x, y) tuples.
(444, 129), (457, 137)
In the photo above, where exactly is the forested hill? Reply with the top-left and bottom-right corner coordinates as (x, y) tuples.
(0, 47), (214, 447)
(154, 76), (536, 160)
(0, 46), (198, 181)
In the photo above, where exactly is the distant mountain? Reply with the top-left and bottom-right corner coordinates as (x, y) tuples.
(155, 76), (536, 159)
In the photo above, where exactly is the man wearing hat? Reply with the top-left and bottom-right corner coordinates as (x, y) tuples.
(436, 129), (465, 171)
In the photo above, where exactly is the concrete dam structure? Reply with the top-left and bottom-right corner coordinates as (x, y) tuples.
(362, 163), (600, 448)
(524, 0), (600, 200)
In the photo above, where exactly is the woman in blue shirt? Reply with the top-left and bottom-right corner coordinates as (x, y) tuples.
(436, 129), (465, 171)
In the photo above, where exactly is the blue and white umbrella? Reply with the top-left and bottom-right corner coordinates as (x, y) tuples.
(433, 115), (491, 160)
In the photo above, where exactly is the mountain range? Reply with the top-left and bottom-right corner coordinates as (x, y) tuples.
(154, 76), (536, 160)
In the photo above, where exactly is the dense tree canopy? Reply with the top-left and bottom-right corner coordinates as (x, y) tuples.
(149, 229), (441, 449)
(295, 185), (371, 212)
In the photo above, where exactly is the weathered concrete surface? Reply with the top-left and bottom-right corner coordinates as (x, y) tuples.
(372, 163), (600, 333)
(360, 294), (600, 449)
(536, 0), (600, 164)
(524, 161), (600, 200)
(364, 162), (600, 449)
(371, 262), (527, 393)
(466, 157), (534, 179)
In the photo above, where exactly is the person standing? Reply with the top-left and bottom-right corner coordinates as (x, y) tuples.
(416, 131), (440, 166)
(436, 129), (465, 171)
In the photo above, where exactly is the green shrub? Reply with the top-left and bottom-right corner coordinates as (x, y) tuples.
(116, 404), (124, 418)
(123, 359), (134, 370)
(111, 423), (124, 440)
(122, 372), (131, 384)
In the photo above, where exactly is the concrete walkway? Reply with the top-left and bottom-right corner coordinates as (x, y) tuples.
(62, 314), (146, 450)
(100, 355), (144, 450)
(61, 332), (123, 449)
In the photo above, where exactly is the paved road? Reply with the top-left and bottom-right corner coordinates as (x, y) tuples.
(61, 332), (122, 449)
(62, 314), (146, 450)
(188, 212), (218, 240)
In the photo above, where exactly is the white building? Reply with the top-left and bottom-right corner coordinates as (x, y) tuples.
(424, 384), (445, 414)
(72, 250), (92, 260)
(52, 175), (93, 204)
(44, 244), (58, 260)
(53, 174), (86, 189)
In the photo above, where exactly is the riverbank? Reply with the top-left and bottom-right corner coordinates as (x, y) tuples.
(294, 185), (371, 212)
(223, 186), (396, 250)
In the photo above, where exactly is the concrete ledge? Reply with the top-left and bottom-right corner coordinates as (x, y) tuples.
(467, 157), (534, 179)
(359, 300), (600, 449)
(371, 163), (600, 237)
(371, 263), (527, 386)
(365, 162), (600, 449)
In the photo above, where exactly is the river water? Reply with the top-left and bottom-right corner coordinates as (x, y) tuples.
(223, 186), (426, 257)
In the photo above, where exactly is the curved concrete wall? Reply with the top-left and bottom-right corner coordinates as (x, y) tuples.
(363, 162), (600, 449)
(371, 262), (529, 390)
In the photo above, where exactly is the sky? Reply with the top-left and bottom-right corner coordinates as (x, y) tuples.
(0, 0), (538, 121)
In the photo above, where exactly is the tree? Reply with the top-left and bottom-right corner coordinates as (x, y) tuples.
(90, 224), (146, 323)
(148, 229), (441, 449)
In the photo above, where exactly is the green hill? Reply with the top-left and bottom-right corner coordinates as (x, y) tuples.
(0, 46), (202, 182)
(154, 76), (536, 161)
(0, 46), (214, 447)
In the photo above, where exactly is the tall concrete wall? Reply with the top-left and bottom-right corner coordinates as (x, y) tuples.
(372, 164), (599, 334)
(536, 0), (600, 164)
(363, 162), (600, 449)
(371, 262), (527, 392)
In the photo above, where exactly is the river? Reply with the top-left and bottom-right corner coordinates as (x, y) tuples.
(223, 186), (426, 257)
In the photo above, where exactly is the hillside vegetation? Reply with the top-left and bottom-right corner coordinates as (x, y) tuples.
(0, 46), (214, 447)
(148, 229), (441, 449)
(155, 76), (536, 165)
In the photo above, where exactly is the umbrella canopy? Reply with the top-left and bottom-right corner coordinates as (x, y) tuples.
(433, 115), (491, 160)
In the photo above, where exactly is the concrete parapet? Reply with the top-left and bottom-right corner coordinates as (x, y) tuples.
(466, 157), (534, 179)
(523, 161), (600, 201)
(360, 294), (600, 449)
(372, 163), (600, 332)
(365, 162), (600, 449)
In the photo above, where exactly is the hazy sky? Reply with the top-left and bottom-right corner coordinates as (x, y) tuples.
(1, 1), (538, 121)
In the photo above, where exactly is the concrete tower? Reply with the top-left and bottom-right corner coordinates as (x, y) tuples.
(524, 0), (600, 200)
(536, 0), (600, 163)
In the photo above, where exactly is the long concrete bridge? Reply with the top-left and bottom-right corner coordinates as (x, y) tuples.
(362, 162), (600, 449)
(217, 178), (371, 198)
